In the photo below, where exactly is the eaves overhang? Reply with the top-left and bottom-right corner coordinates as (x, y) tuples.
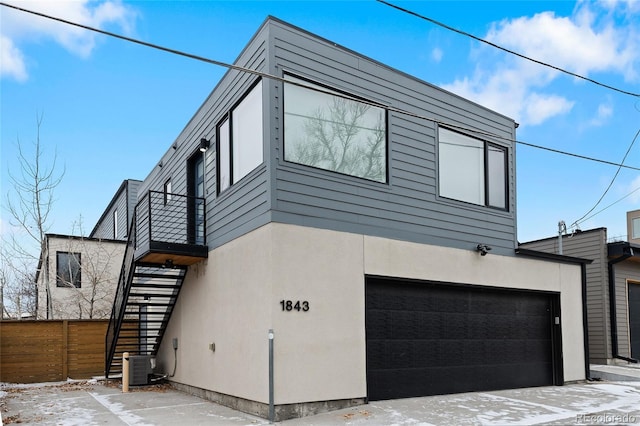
(607, 241), (640, 264)
(515, 248), (593, 265)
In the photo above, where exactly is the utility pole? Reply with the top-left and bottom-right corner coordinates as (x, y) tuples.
(558, 220), (567, 255)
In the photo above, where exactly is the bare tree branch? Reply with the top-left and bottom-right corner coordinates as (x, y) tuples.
(1, 115), (64, 319)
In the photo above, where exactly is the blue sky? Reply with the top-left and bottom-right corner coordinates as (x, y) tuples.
(1, 0), (639, 251)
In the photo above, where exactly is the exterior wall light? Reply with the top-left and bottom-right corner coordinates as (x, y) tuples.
(476, 244), (492, 256)
(199, 138), (210, 152)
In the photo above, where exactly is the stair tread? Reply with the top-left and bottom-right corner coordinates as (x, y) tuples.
(106, 252), (188, 375)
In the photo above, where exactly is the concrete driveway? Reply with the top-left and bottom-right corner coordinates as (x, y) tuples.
(1, 374), (639, 425)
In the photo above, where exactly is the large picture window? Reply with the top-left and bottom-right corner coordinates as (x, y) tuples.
(56, 251), (81, 288)
(284, 76), (387, 183)
(438, 127), (507, 210)
(217, 80), (263, 193)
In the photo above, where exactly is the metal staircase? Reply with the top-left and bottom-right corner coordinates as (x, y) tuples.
(105, 191), (207, 378)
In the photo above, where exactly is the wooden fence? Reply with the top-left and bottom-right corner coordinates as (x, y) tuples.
(0, 320), (109, 384)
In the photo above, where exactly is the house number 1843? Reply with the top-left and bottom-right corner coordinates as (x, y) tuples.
(280, 300), (309, 312)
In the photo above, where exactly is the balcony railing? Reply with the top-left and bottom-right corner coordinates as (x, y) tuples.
(133, 190), (208, 264)
(105, 190), (207, 377)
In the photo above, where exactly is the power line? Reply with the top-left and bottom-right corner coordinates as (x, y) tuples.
(571, 127), (640, 227)
(576, 185), (640, 227)
(2, 1), (639, 174)
(0, 2), (269, 79)
(376, 0), (640, 98)
(515, 139), (640, 171)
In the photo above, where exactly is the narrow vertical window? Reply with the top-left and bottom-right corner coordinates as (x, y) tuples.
(113, 210), (118, 239)
(164, 178), (172, 205)
(487, 144), (507, 209)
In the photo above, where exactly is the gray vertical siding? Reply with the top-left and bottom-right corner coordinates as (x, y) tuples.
(520, 229), (610, 363)
(268, 20), (517, 255)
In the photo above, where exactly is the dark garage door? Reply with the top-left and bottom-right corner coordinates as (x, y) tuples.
(366, 277), (562, 401)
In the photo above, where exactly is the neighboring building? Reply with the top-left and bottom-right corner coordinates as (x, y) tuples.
(35, 234), (125, 319)
(90, 179), (141, 240)
(105, 17), (588, 421)
(628, 209), (640, 245)
(521, 227), (640, 364)
(34, 180), (139, 319)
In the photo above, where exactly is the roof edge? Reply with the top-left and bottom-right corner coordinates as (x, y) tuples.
(515, 248), (593, 265)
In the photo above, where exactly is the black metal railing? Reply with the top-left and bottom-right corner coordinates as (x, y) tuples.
(105, 190), (206, 377)
(105, 215), (137, 376)
(136, 191), (206, 248)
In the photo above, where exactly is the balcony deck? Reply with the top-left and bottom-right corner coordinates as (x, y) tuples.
(133, 190), (208, 266)
(134, 241), (208, 266)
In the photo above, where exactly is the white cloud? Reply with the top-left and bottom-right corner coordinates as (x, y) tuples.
(0, 35), (27, 81)
(628, 175), (640, 204)
(524, 93), (575, 125)
(439, 1), (639, 127)
(596, 0), (640, 13)
(0, 0), (137, 81)
(487, 9), (637, 80)
(583, 99), (614, 128)
(441, 61), (574, 125)
(431, 47), (443, 63)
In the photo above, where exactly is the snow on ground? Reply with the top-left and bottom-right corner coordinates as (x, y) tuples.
(2, 379), (640, 425)
(87, 391), (154, 426)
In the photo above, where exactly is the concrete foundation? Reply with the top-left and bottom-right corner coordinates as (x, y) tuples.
(170, 381), (366, 421)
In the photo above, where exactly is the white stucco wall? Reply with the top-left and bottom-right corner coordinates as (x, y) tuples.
(158, 222), (586, 405)
(36, 236), (125, 319)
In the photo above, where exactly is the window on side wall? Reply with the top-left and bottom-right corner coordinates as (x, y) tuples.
(633, 217), (640, 239)
(56, 251), (81, 288)
(164, 178), (172, 205)
(217, 80), (263, 194)
(283, 75), (387, 183)
(438, 127), (507, 210)
(113, 209), (118, 239)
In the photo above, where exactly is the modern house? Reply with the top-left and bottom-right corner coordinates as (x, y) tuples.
(521, 225), (640, 365)
(104, 17), (588, 421)
(34, 180), (139, 319)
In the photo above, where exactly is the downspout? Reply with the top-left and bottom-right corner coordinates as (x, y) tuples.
(608, 247), (639, 363)
(581, 263), (592, 380)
